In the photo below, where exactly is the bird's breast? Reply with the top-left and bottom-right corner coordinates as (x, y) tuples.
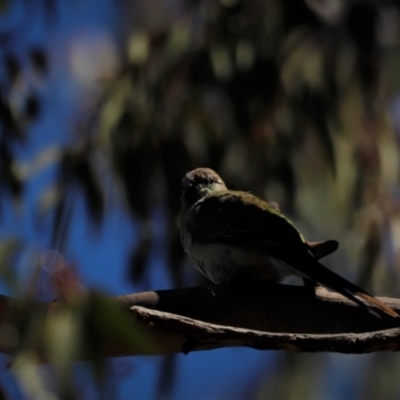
(187, 239), (291, 284)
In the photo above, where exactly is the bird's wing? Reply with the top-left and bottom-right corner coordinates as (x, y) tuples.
(188, 191), (398, 318)
(188, 190), (306, 248)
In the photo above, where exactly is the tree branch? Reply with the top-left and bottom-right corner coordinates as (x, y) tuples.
(131, 306), (400, 354)
(116, 283), (400, 355)
(1, 283), (400, 358)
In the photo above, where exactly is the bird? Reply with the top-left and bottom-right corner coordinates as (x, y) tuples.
(180, 167), (399, 318)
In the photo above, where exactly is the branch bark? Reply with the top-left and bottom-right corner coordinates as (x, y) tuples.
(131, 306), (400, 354)
(1, 283), (400, 357)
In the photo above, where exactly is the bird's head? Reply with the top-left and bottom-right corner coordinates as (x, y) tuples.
(181, 168), (227, 210)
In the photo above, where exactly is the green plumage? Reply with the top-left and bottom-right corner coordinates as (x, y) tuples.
(188, 190), (306, 247)
(180, 168), (399, 318)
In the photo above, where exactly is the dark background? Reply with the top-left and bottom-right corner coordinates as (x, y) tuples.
(1, 0), (400, 398)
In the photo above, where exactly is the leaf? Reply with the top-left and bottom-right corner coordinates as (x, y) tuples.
(29, 48), (48, 76)
(160, 135), (193, 215)
(156, 355), (177, 399)
(0, 96), (20, 139)
(43, 305), (83, 394)
(24, 95), (40, 122)
(0, 238), (22, 292)
(0, 139), (23, 199)
(11, 351), (57, 400)
(59, 149), (105, 226)
(3, 54), (20, 84)
(128, 235), (152, 284)
(51, 191), (69, 250)
(83, 292), (154, 381)
(111, 130), (156, 219)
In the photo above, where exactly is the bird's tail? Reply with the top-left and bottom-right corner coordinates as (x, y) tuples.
(307, 240), (339, 260)
(324, 271), (399, 318)
(277, 248), (399, 318)
(307, 259), (398, 318)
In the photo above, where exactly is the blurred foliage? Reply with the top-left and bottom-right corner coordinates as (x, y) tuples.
(93, 0), (400, 293)
(1, 0), (400, 398)
(3, 255), (151, 399)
